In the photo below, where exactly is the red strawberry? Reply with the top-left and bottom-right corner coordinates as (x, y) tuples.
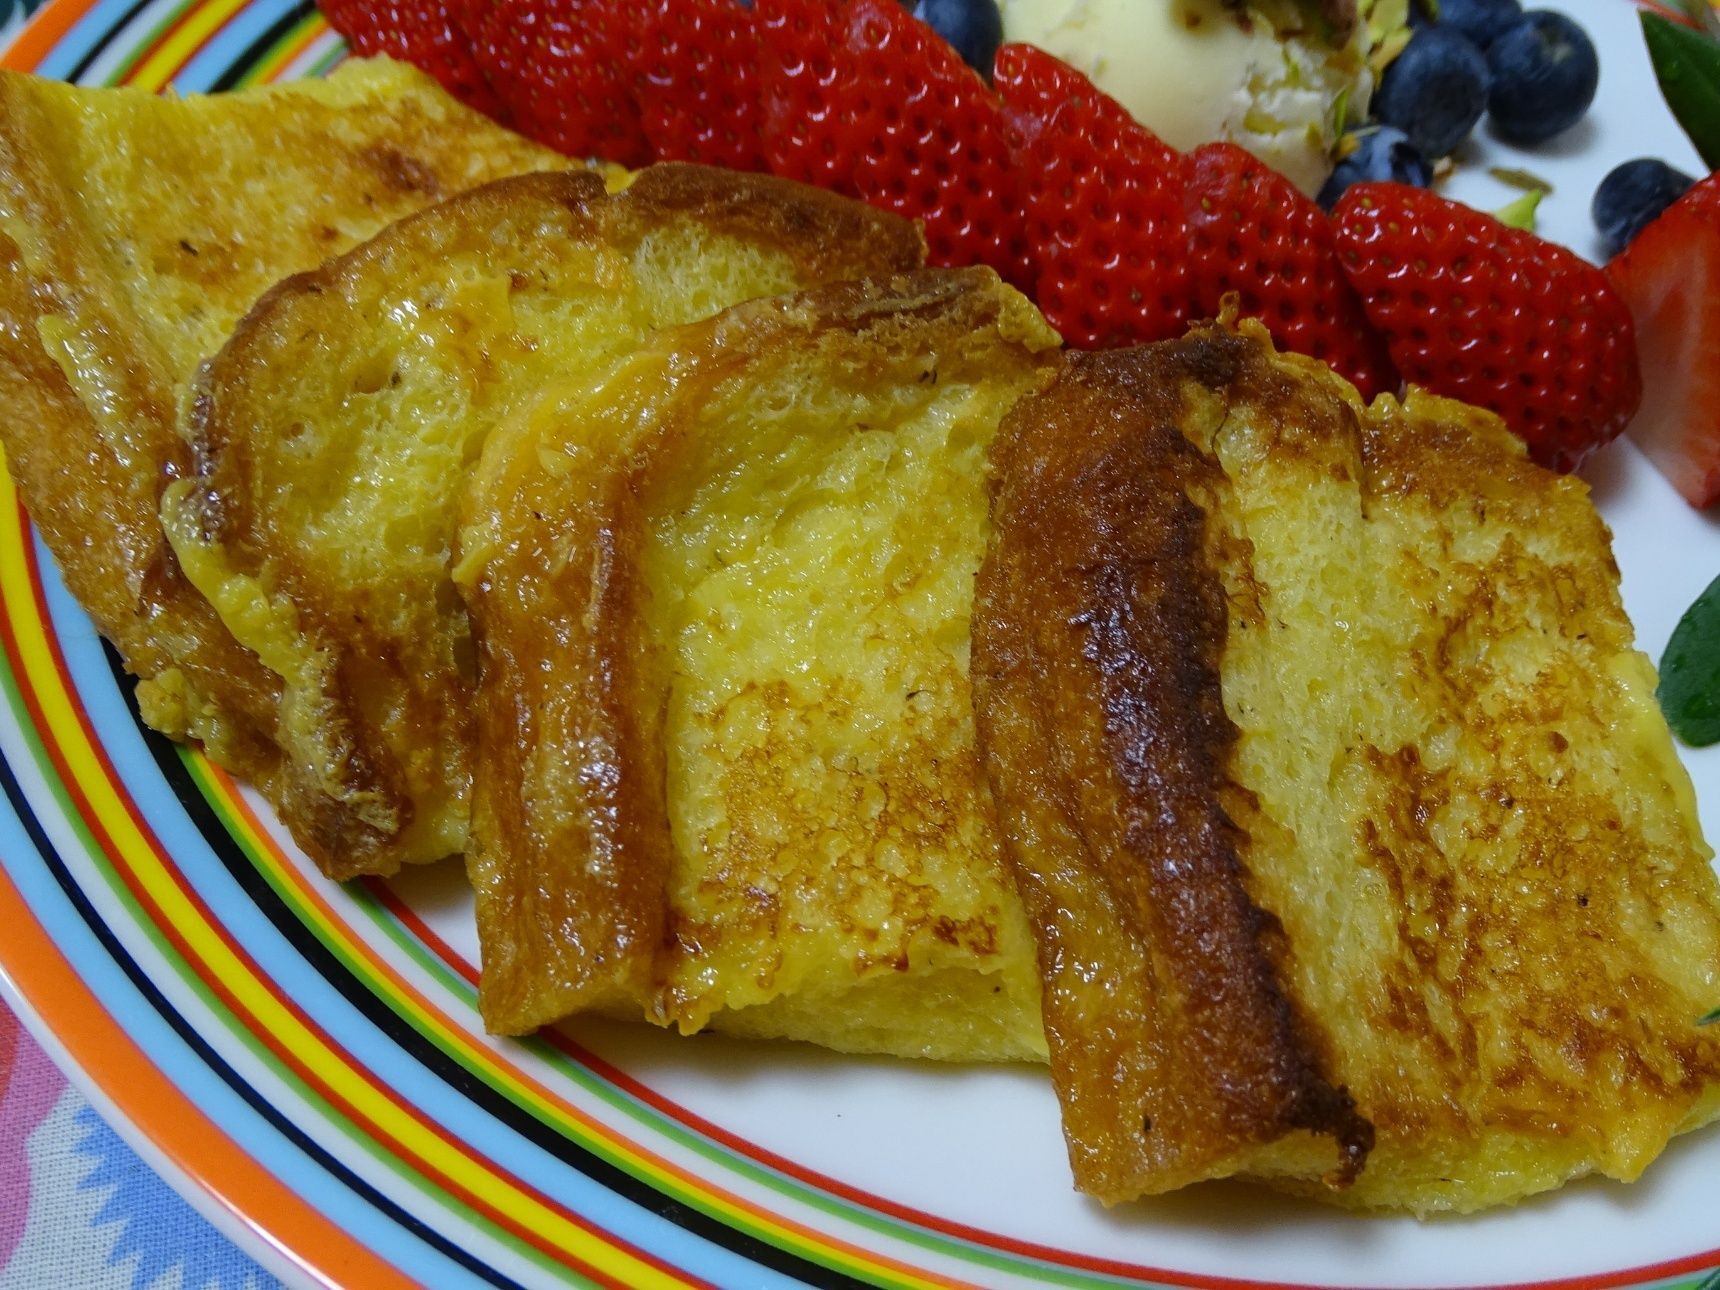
(467, 0), (652, 166)
(631, 0), (769, 171)
(755, 0), (856, 193)
(1186, 142), (1397, 400)
(757, 0), (1031, 286)
(1332, 182), (1641, 473)
(995, 42), (1190, 348)
(843, 0), (1030, 282)
(320, 0), (505, 119)
(1608, 172), (1720, 507)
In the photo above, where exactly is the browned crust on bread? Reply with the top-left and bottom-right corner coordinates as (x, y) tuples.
(616, 163), (926, 283)
(463, 266), (1056, 1034)
(179, 172), (610, 875)
(0, 63), (568, 840)
(189, 170), (609, 514)
(179, 164), (923, 879)
(0, 79), (285, 781)
(972, 335), (1371, 1203)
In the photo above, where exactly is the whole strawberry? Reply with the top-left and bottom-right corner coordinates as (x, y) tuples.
(994, 42), (1189, 347)
(632, 0), (769, 171)
(467, 0), (652, 166)
(321, 0), (505, 119)
(1608, 171), (1720, 507)
(1187, 143), (1397, 400)
(1332, 182), (1641, 473)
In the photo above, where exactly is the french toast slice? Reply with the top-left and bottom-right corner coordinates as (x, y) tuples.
(456, 267), (1059, 1057)
(0, 58), (568, 804)
(974, 320), (1720, 1211)
(162, 165), (923, 877)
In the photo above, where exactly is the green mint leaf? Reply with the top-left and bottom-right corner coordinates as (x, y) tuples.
(1643, 11), (1720, 171)
(1659, 572), (1720, 745)
(1702, 1006), (1720, 1025)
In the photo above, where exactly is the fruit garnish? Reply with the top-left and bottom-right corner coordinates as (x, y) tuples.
(631, 0), (768, 170)
(842, 0), (1031, 282)
(467, 0), (653, 167)
(1658, 571), (1720, 745)
(1643, 8), (1720, 170)
(755, 0), (854, 191)
(1607, 170), (1720, 507)
(1423, 0), (1523, 50)
(1319, 125), (1431, 208)
(1186, 141), (1398, 398)
(758, 0), (1029, 283)
(1484, 10), (1598, 145)
(1592, 158), (1696, 258)
(1332, 181), (1642, 473)
(321, 0), (505, 118)
(994, 42), (1190, 346)
(1373, 26), (1488, 158)
(911, 0), (1003, 78)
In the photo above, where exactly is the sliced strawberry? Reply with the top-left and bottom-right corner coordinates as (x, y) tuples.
(1608, 172), (1720, 507)
(838, 0), (1030, 283)
(755, 0), (858, 193)
(995, 42), (1190, 348)
(1332, 182), (1641, 474)
(631, 0), (769, 171)
(1186, 142), (1397, 400)
(321, 0), (505, 119)
(467, 0), (652, 166)
(757, 0), (1030, 284)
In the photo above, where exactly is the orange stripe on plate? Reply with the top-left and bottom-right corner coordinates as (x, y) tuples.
(1, 0), (103, 70)
(0, 861), (416, 1290)
(1, 531), (693, 1290)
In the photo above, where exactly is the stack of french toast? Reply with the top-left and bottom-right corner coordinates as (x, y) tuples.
(2, 57), (1718, 1216)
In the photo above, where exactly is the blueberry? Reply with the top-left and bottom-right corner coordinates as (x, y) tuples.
(1431, 0), (1524, 48)
(1485, 11), (1599, 144)
(1317, 126), (1434, 208)
(1374, 27), (1490, 159)
(1592, 158), (1696, 257)
(912, 0), (1004, 77)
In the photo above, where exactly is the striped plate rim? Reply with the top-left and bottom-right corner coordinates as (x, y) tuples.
(0, 1), (1717, 1286)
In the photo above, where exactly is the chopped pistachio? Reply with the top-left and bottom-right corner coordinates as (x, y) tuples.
(1488, 166), (1554, 194)
(1494, 189), (1544, 231)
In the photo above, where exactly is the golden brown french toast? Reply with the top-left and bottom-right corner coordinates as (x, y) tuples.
(163, 164), (924, 878)
(456, 267), (1059, 1056)
(0, 58), (567, 799)
(973, 319), (1720, 1212)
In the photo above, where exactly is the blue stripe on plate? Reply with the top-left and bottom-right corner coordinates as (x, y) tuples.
(170, 0), (300, 91)
(34, 539), (810, 1289)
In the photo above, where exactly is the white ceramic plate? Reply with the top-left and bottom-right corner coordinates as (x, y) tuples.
(0, 0), (1716, 1285)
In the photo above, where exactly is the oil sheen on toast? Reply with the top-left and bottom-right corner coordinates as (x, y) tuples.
(162, 164), (924, 878)
(0, 57), (566, 811)
(456, 268), (1059, 1058)
(974, 321), (1720, 1212)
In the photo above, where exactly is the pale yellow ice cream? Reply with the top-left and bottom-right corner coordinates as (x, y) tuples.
(998, 0), (1380, 195)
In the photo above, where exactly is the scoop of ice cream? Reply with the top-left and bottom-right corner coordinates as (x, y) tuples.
(997, 0), (1379, 195)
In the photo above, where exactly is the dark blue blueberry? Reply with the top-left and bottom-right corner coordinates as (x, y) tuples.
(1317, 126), (1434, 208)
(1592, 158), (1696, 257)
(1374, 27), (1490, 159)
(1485, 11), (1599, 144)
(1431, 0), (1525, 48)
(912, 0), (1004, 78)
